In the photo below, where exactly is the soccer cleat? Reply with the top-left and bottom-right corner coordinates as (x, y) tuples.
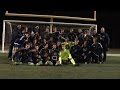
(48, 61), (53, 66)
(36, 61), (43, 66)
(85, 62), (87, 64)
(13, 62), (19, 65)
(28, 62), (34, 66)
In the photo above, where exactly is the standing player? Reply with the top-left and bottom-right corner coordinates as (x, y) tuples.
(8, 24), (22, 60)
(100, 27), (110, 63)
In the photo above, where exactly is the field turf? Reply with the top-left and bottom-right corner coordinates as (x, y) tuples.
(0, 50), (120, 79)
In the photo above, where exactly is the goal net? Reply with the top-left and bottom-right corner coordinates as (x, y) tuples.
(1, 11), (97, 53)
(2, 20), (97, 53)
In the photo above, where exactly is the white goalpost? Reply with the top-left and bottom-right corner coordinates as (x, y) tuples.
(1, 11), (97, 53)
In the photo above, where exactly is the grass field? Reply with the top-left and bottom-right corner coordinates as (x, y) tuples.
(0, 50), (120, 79)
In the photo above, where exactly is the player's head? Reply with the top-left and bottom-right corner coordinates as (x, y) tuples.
(31, 31), (35, 37)
(17, 25), (22, 30)
(74, 40), (79, 45)
(57, 41), (61, 46)
(78, 29), (82, 33)
(101, 27), (105, 33)
(35, 44), (39, 50)
(25, 43), (31, 49)
(70, 28), (74, 32)
(25, 32), (30, 38)
(52, 43), (57, 49)
(53, 27), (57, 32)
(35, 26), (39, 29)
(61, 29), (64, 33)
(61, 43), (66, 50)
(46, 26), (50, 32)
(35, 26), (39, 33)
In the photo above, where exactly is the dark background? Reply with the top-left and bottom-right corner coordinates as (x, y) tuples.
(0, 1), (120, 49)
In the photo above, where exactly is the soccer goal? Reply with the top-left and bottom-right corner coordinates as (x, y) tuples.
(1, 11), (97, 53)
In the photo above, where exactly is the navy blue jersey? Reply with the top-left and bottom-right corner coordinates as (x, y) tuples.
(77, 32), (84, 46)
(90, 42), (103, 55)
(14, 35), (26, 47)
(84, 35), (93, 48)
(100, 33), (110, 47)
(39, 48), (50, 58)
(49, 48), (59, 60)
(82, 46), (89, 55)
(11, 28), (22, 43)
(68, 32), (76, 41)
(70, 45), (82, 57)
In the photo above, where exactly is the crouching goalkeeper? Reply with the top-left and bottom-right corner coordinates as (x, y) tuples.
(56, 43), (76, 66)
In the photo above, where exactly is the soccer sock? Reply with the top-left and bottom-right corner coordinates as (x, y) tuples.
(70, 58), (76, 65)
(59, 57), (62, 64)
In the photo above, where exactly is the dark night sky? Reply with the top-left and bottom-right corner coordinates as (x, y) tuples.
(0, 1), (120, 48)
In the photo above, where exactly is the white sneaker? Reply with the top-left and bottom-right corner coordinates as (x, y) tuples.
(36, 61), (43, 66)
(28, 62), (34, 66)
(48, 61), (53, 65)
(13, 62), (19, 65)
(55, 63), (62, 66)
(85, 62), (87, 64)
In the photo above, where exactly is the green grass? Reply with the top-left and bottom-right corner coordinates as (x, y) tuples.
(108, 49), (120, 54)
(0, 53), (120, 79)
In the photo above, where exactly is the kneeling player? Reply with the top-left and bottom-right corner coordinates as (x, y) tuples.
(56, 43), (76, 66)
(49, 43), (59, 66)
(38, 43), (52, 65)
(70, 40), (83, 65)
(28, 44), (41, 66)
(86, 37), (103, 64)
(13, 42), (31, 65)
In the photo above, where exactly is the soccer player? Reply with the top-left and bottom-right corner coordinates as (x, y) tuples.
(70, 40), (83, 65)
(56, 43), (76, 66)
(86, 37), (103, 64)
(100, 27), (110, 63)
(76, 29), (84, 46)
(8, 24), (22, 60)
(49, 43), (59, 66)
(12, 31), (29, 62)
(13, 42), (31, 65)
(68, 28), (76, 42)
(29, 44), (41, 65)
(39, 43), (51, 65)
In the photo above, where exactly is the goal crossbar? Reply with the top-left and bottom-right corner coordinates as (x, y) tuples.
(5, 11), (96, 21)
